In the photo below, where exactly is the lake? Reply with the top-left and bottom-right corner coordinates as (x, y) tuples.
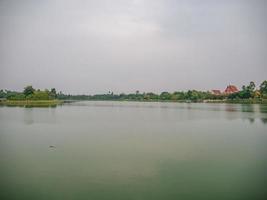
(0, 101), (267, 200)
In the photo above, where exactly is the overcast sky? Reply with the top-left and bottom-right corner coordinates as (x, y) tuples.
(0, 0), (266, 94)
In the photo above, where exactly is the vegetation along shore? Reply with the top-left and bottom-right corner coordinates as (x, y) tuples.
(0, 86), (63, 107)
(1, 80), (267, 107)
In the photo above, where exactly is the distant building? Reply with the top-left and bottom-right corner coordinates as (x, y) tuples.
(224, 85), (239, 94)
(211, 85), (239, 96)
(211, 90), (222, 95)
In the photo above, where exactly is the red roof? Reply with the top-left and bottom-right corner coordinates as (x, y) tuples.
(224, 85), (239, 94)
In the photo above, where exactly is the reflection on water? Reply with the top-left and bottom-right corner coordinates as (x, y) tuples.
(258, 105), (267, 124)
(261, 118), (267, 124)
(23, 108), (34, 125)
(241, 103), (254, 112)
(225, 104), (238, 112)
(10, 102), (267, 125)
(0, 101), (267, 200)
(22, 107), (57, 125)
(69, 101), (267, 124)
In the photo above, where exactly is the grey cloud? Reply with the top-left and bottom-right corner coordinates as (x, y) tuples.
(0, 0), (266, 94)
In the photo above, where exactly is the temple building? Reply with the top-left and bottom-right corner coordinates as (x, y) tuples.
(211, 85), (239, 95)
(224, 85), (239, 94)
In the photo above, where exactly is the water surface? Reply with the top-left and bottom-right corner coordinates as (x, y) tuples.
(0, 102), (267, 200)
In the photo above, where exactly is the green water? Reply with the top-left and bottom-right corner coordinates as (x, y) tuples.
(0, 102), (267, 200)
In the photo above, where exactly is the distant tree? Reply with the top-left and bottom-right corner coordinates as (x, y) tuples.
(119, 93), (126, 99)
(146, 92), (158, 100)
(0, 89), (6, 98)
(173, 91), (186, 100)
(260, 80), (267, 99)
(143, 94), (150, 100)
(160, 92), (171, 100)
(235, 81), (256, 99)
(49, 88), (57, 99)
(228, 92), (239, 99)
(260, 80), (267, 94)
(8, 93), (25, 100)
(248, 81), (256, 92)
(30, 90), (50, 100)
(23, 85), (35, 96)
(187, 90), (199, 101)
(170, 93), (178, 101)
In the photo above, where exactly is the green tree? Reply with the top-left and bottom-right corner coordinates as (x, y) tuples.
(8, 93), (25, 100)
(0, 90), (7, 98)
(248, 81), (256, 92)
(173, 91), (186, 100)
(187, 90), (199, 101)
(23, 85), (35, 96)
(260, 80), (267, 99)
(236, 81), (256, 99)
(30, 91), (50, 100)
(260, 80), (267, 94)
(49, 88), (57, 99)
(160, 92), (171, 100)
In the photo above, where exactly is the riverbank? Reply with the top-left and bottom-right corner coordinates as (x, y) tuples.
(64, 98), (267, 104)
(1, 99), (267, 107)
(204, 99), (267, 104)
(0, 100), (63, 107)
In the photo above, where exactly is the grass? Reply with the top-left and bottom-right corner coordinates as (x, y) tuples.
(0, 100), (63, 107)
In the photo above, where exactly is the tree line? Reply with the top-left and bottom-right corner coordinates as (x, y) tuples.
(0, 86), (57, 100)
(1, 80), (267, 102)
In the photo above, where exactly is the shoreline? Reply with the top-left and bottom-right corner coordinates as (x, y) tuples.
(0, 100), (63, 107)
(61, 99), (267, 104)
(1, 99), (267, 107)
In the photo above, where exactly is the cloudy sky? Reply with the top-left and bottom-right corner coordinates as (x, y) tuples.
(0, 0), (266, 94)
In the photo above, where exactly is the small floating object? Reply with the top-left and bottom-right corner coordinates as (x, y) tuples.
(49, 145), (55, 148)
